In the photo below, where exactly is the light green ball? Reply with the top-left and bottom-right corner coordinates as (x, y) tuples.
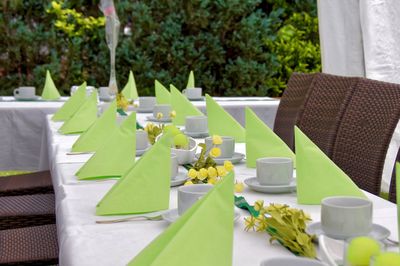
(173, 133), (188, 147)
(346, 237), (381, 266)
(373, 252), (400, 266)
(163, 125), (181, 136)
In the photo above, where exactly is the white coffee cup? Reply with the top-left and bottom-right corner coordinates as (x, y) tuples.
(136, 130), (149, 151)
(153, 104), (172, 119)
(14, 87), (35, 99)
(70, 85), (96, 96)
(171, 154), (179, 180)
(138, 97), (156, 111)
(205, 136), (235, 158)
(183, 87), (202, 100)
(185, 116), (208, 133)
(98, 87), (112, 100)
(177, 184), (213, 215)
(256, 157), (293, 186)
(321, 196), (373, 239)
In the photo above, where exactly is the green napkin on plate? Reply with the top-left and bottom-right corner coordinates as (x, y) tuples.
(76, 112), (136, 180)
(71, 100), (118, 153)
(128, 171), (234, 266)
(245, 107), (295, 167)
(170, 84), (203, 126)
(58, 90), (98, 135)
(295, 126), (365, 204)
(96, 134), (171, 215)
(52, 82), (87, 121)
(186, 70), (195, 88)
(122, 71), (139, 100)
(155, 80), (171, 104)
(205, 94), (245, 142)
(41, 70), (61, 100)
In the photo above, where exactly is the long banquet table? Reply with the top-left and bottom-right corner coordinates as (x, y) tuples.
(0, 96), (279, 171)
(45, 113), (398, 266)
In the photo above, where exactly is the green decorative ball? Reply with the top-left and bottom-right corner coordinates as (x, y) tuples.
(173, 133), (189, 148)
(346, 237), (381, 266)
(373, 252), (400, 266)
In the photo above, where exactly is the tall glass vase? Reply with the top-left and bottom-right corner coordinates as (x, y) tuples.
(100, 0), (120, 97)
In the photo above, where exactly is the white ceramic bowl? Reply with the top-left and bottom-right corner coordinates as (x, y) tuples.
(171, 137), (197, 165)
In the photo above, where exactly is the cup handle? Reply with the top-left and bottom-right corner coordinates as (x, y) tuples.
(182, 89), (187, 95)
(13, 89), (19, 96)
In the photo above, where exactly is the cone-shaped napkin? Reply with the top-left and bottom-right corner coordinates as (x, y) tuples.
(295, 126), (365, 204)
(128, 171), (234, 266)
(170, 84), (203, 126)
(205, 94), (245, 142)
(71, 100), (118, 152)
(41, 70), (61, 100)
(186, 70), (195, 88)
(76, 112), (137, 180)
(245, 107), (295, 167)
(58, 90), (97, 134)
(121, 71), (139, 100)
(155, 80), (171, 104)
(96, 134), (171, 215)
(58, 91), (98, 135)
(52, 82), (87, 121)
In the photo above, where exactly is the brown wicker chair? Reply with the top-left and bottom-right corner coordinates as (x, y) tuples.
(331, 78), (400, 195)
(0, 224), (58, 265)
(297, 73), (359, 156)
(273, 72), (317, 150)
(0, 194), (55, 230)
(0, 171), (53, 197)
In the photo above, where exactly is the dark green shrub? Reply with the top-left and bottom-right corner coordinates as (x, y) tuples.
(0, 0), (319, 97)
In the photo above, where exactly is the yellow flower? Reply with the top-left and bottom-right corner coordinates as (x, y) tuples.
(224, 160), (234, 171)
(207, 177), (217, 185)
(244, 216), (256, 231)
(254, 200), (264, 212)
(170, 110), (176, 118)
(234, 182), (244, 193)
(207, 167), (218, 178)
(255, 215), (268, 232)
(156, 112), (163, 120)
(184, 180), (193, 185)
(216, 166), (227, 177)
(209, 147), (221, 158)
(188, 169), (198, 179)
(212, 135), (223, 145)
(197, 168), (208, 181)
(52, 1), (61, 11)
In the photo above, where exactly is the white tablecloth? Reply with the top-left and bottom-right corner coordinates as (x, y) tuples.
(45, 114), (398, 266)
(0, 96), (279, 171)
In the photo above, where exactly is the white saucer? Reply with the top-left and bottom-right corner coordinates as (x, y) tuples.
(14, 95), (40, 101)
(146, 115), (172, 123)
(183, 130), (209, 138)
(306, 222), (391, 241)
(170, 172), (188, 187)
(136, 146), (150, 156)
(195, 152), (245, 165)
(137, 108), (153, 113)
(162, 208), (241, 224)
(244, 177), (296, 194)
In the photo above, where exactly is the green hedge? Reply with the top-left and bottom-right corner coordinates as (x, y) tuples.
(0, 0), (319, 97)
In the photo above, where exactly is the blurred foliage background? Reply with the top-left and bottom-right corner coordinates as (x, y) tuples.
(0, 0), (320, 97)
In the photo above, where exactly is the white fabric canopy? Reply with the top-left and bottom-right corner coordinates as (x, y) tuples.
(318, 0), (400, 83)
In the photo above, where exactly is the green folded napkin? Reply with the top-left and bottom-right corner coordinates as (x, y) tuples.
(155, 80), (171, 104)
(52, 82), (87, 121)
(71, 100), (118, 152)
(128, 171), (234, 266)
(58, 91), (98, 135)
(170, 84), (203, 126)
(205, 94), (245, 142)
(76, 112), (137, 180)
(186, 70), (195, 88)
(295, 126), (365, 204)
(96, 134), (171, 215)
(396, 162), (400, 249)
(122, 71), (139, 100)
(41, 70), (61, 100)
(245, 107), (295, 167)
